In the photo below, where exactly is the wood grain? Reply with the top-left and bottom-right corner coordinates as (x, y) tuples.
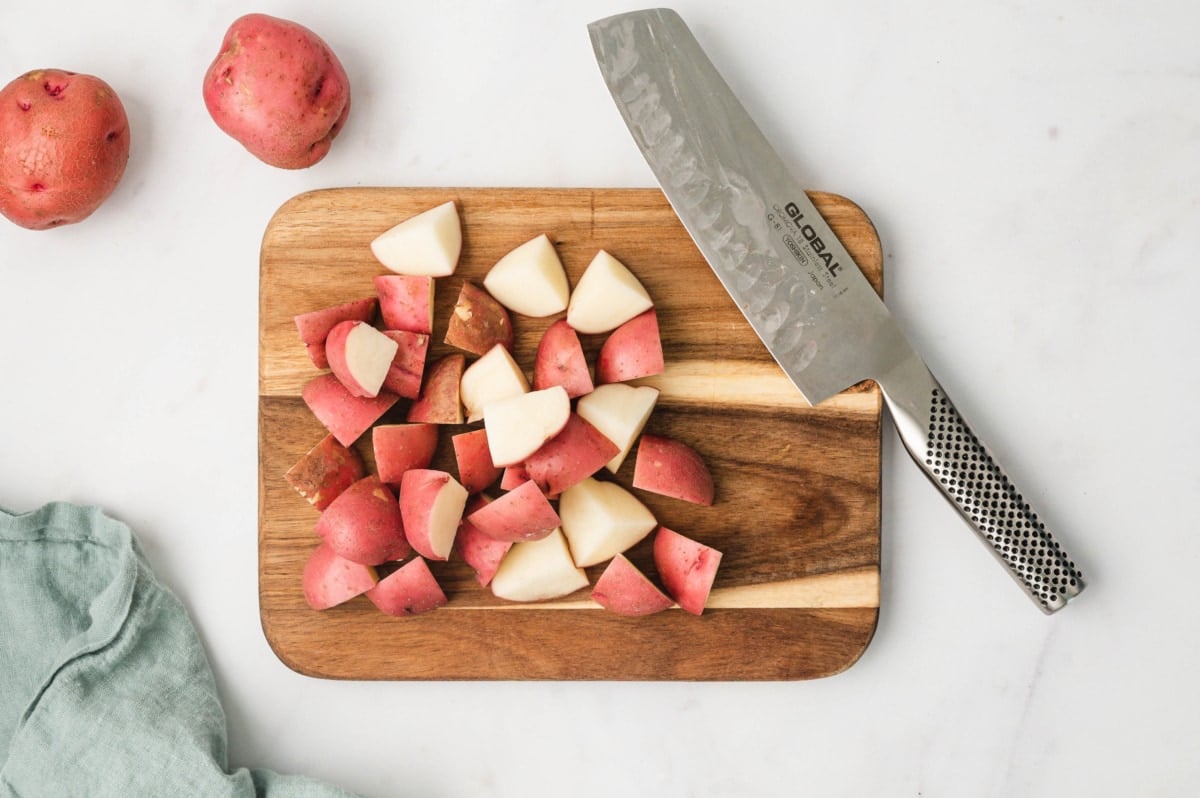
(259, 187), (883, 680)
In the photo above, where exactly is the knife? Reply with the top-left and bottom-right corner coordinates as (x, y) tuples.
(588, 8), (1085, 613)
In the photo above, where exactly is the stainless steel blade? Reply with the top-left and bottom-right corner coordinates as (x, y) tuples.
(589, 8), (910, 406)
(589, 8), (1086, 612)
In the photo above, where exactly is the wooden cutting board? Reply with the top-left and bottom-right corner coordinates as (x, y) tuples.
(259, 187), (883, 681)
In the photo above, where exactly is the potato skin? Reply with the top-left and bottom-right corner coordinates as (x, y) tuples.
(596, 309), (664, 384)
(203, 13), (350, 169)
(302, 373), (399, 446)
(366, 557), (447, 616)
(285, 433), (366, 510)
(406, 353), (465, 424)
(653, 526), (722, 616)
(315, 475), (410, 565)
(0, 69), (130, 230)
(592, 554), (672, 617)
(303, 542), (378, 610)
(444, 281), (514, 357)
(523, 413), (618, 496)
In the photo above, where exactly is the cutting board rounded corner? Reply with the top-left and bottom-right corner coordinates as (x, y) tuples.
(259, 599), (361, 682)
(807, 190), (885, 299)
(260, 187), (358, 259)
(261, 188), (325, 241)
(258, 603), (319, 679)
(825, 607), (881, 679)
(816, 190), (875, 228)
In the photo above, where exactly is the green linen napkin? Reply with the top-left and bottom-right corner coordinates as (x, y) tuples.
(0, 501), (359, 797)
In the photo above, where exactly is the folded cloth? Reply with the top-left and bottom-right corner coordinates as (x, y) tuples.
(0, 501), (359, 798)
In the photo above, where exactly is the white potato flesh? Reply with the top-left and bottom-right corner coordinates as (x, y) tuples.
(483, 234), (570, 317)
(460, 344), (530, 423)
(559, 477), (657, 568)
(483, 385), (570, 466)
(370, 201), (462, 276)
(401, 471), (469, 562)
(344, 323), (399, 398)
(491, 528), (589, 602)
(421, 477), (470, 560)
(575, 383), (659, 472)
(565, 250), (653, 334)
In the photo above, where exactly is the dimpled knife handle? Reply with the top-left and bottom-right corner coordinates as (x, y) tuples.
(882, 357), (1086, 613)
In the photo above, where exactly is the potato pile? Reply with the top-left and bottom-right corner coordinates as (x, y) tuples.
(287, 200), (724, 618)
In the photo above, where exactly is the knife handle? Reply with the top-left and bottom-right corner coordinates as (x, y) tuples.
(879, 356), (1085, 613)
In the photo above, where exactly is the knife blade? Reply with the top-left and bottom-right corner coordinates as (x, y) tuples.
(589, 8), (1085, 613)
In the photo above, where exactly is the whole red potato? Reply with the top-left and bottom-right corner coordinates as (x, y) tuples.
(0, 69), (130, 230)
(203, 13), (351, 169)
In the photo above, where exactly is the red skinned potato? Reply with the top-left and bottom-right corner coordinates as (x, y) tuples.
(305, 343), (330, 370)
(315, 475), (411, 565)
(285, 434), (365, 510)
(407, 353), (464, 424)
(293, 297), (376, 368)
(325, 320), (399, 398)
(653, 526), (722, 616)
(203, 13), (350, 169)
(532, 319), (594, 398)
(375, 275), (434, 334)
(293, 297), (376, 345)
(500, 464), (531, 491)
(400, 469), (469, 561)
(372, 423), (439, 487)
(302, 542), (378, 610)
(454, 495), (512, 587)
(366, 557), (447, 616)
(0, 69), (130, 230)
(633, 434), (715, 506)
(379, 330), (429, 399)
(464, 480), (560, 543)
(302, 373), (399, 447)
(452, 428), (502, 494)
(596, 309), (664, 384)
(523, 413), (619, 497)
(592, 554), (673, 617)
(444, 281), (514, 356)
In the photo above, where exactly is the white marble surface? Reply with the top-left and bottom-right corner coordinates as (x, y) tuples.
(2, 1), (1197, 795)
